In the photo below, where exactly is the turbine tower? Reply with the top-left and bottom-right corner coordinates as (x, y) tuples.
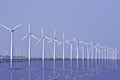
(83, 42), (90, 59)
(106, 46), (110, 60)
(114, 48), (118, 59)
(103, 44), (107, 59)
(37, 26), (51, 67)
(66, 38), (76, 68)
(21, 23), (38, 67)
(89, 41), (94, 60)
(48, 30), (59, 68)
(93, 45), (99, 59)
(96, 43), (101, 60)
(80, 41), (85, 60)
(0, 23), (22, 68)
(72, 38), (82, 68)
(58, 33), (67, 68)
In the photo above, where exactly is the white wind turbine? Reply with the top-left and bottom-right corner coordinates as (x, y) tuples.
(83, 42), (91, 67)
(103, 44), (107, 59)
(72, 39), (83, 68)
(21, 23), (38, 67)
(110, 47), (114, 59)
(58, 33), (67, 68)
(96, 43), (101, 60)
(110, 48), (114, 59)
(96, 43), (103, 66)
(0, 23), (22, 68)
(83, 42), (90, 60)
(93, 45), (98, 59)
(93, 45), (99, 67)
(80, 41), (85, 68)
(37, 26), (51, 67)
(89, 41), (94, 60)
(80, 41), (85, 60)
(106, 46), (110, 60)
(66, 38), (76, 68)
(48, 30), (59, 68)
(113, 48), (118, 69)
(102, 44), (107, 67)
(100, 45), (105, 60)
(113, 48), (118, 59)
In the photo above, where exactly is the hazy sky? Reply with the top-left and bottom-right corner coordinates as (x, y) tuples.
(0, 0), (120, 58)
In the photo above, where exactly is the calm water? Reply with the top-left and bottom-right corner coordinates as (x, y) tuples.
(0, 59), (120, 80)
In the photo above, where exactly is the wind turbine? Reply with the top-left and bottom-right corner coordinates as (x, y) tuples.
(106, 46), (110, 60)
(37, 26), (51, 67)
(96, 43), (102, 60)
(21, 23), (38, 67)
(102, 44), (107, 67)
(83, 42), (91, 68)
(66, 38), (76, 68)
(89, 41), (94, 60)
(113, 48), (118, 69)
(93, 45), (98, 67)
(96, 43), (103, 66)
(83, 42), (90, 60)
(48, 30), (59, 68)
(103, 44), (107, 59)
(0, 23), (22, 68)
(113, 48), (118, 59)
(80, 41), (85, 68)
(93, 45), (98, 59)
(73, 39), (83, 68)
(80, 41), (85, 60)
(58, 33), (67, 68)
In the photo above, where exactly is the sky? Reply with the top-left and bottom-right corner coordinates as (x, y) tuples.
(0, 0), (120, 58)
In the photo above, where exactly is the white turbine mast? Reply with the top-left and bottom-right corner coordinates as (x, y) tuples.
(83, 42), (90, 59)
(93, 45), (98, 59)
(0, 23), (22, 68)
(80, 41), (85, 60)
(58, 33), (68, 68)
(89, 41), (94, 60)
(103, 44), (107, 59)
(21, 23), (38, 67)
(96, 43), (101, 60)
(66, 37), (76, 68)
(106, 46), (110, 60)
(114, 48), (118, 59)
(37, 26), (51, 67)
(72, 38), (83, 68)
(48, 30), (59, 67)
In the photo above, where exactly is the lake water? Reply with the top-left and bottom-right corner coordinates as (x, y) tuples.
(0, 59), (120, 80)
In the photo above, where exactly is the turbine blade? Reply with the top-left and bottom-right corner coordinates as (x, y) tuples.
(28, 22), (31, 33)
(12, 23), (22, 30)
(21, 35), (28, 40)
(65, 40), (70, 44)
(72, 37), (77, 41)
(41, 26), (44, 35)
(58, 42), (62, 46)
(79, 40), (84, 44)
(55, 39), (59, 44)
(31, 35), (38, 40)
(54, 30), (56, 37)
(0, 24), (11, 30)
(73, 38), (77, 43)
(37, 39), (41, 43)
(45, 37), (51, 40)
(62, 32), (64, 40)
(48, 39), (53, 43)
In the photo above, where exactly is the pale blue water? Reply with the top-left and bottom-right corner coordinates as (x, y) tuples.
(0, 59), (120, 80)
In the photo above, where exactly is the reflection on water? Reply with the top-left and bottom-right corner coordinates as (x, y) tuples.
(0, 59), (120, 80)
